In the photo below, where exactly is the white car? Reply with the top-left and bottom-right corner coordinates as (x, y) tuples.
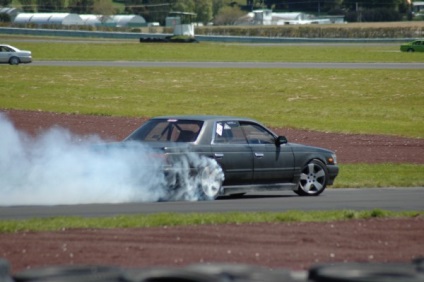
(0, 44), (32, 65)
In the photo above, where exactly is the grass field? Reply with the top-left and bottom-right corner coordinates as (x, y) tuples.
(3, 38), (424, 63)
(1, 67), (422, 138)
(0, 209), (422, 233)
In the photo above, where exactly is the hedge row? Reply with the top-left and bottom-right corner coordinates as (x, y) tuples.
(196, 25), (424, 38)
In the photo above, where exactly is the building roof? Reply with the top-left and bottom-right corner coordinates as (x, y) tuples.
(14, 13), (84, 25)
(111, 15), (146, 27)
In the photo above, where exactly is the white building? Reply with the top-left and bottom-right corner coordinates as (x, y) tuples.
(14, 13), (84, 25)
(413, 1), (424, 15)
(72, 14), (146, 27)
(0, 7), (20, 20)
(79, 14), (102, 26)
(236, 10), (344, 25)
(111, 15), (146, 27)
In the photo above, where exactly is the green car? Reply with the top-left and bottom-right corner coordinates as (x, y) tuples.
(400, 40), (424, 52)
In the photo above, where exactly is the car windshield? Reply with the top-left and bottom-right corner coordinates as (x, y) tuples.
(125, 119), (203, 142)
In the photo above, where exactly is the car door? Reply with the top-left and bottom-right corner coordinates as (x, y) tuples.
(240, 121), (295, 183)
(211, 120), (253, 185)
(0, 46), (9, 63)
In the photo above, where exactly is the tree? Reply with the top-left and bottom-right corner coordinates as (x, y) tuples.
(68, 0), (95, 13)
(194, 0), (212, 24)
(343, 0), (403, 10)
(124, 0), (174, 24)
(213, 5), (244, 25)
(19, 0), (36, 12)
(173, 0), (195, 14)
(36, 0), (66, 12)
(0, 12), (11, 22)
(93, 0), (116, 23)
(170, 0), (212, 24)
(212, 0), (225, 17)
(0, 0), (12, 6)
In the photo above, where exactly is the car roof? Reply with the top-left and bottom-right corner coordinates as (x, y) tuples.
(151, 115), (260, 123)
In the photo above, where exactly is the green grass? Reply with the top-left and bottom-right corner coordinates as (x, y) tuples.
(4, 39), (424, 63)
(1, 67), (422, 138)
(0, 209), (421, 233)
(334, 164), (424, 188)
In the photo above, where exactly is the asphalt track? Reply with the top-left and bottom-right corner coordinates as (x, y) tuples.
(1, 188), (423, 220)
(31, 61), (424, 69)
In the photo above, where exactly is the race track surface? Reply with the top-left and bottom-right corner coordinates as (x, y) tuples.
(1, 188), (423, 220)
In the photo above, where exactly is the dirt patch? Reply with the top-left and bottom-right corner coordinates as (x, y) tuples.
(1, 218), (423, 274)
(1, 109), (423, 275)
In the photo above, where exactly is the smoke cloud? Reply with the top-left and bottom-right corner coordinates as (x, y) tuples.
(0, 114), (170, 206)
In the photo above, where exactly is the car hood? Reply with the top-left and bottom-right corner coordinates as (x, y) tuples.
(287, 142), (335, 154)
(15, 50), (31, 54)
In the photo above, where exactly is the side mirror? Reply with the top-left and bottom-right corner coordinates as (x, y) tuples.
(275, 136), (288, 146)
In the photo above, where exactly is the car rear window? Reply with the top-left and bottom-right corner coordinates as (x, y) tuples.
(125, 119), (203, 142)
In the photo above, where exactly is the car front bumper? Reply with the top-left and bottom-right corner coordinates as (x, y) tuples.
(327, 165), (339, 185)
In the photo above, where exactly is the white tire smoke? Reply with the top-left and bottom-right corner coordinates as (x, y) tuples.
(0, 114), (224, 206)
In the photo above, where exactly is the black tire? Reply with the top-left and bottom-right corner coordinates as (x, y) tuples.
(196, 164), (224, 201)
(124, 268), (219, 282)
(187, 263), (296, 282)
(13, 265), (123, 282)
(407, 48), (415, 52)
(308, 262), (424, 282)
(413, 257), (424, 272)
(295, 159), (328, 196)
(9, 57), (20, 65)
(0, 258), (13, 282)
(168, 156), (224, 201)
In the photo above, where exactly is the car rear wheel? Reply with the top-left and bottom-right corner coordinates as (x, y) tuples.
(9, 57), (20, 65)
(295, 159), (328, 196)
(198, 164), (223, 200)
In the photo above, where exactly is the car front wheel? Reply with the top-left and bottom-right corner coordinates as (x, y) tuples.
(295, 159), (328, 196)
(407, 48), (415, 52)
(9, 57), (20, 65)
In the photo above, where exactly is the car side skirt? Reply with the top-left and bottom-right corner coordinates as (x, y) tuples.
(221, 183), (298, 195)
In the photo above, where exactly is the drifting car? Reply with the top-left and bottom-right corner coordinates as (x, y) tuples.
(124, 116), (339, 200)
(400, 40), (424, 52)
(0, 44), (32, 65)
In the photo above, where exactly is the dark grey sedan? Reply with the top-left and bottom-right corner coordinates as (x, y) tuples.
(125, 116), (339, 200)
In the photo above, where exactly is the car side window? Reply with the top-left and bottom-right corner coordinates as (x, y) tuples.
(240, 122), (275, 145)
(214, 121), (247, 144)
(127, 119), (202, 142)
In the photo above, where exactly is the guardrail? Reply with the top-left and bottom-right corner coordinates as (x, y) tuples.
(0, 27), (415, 43)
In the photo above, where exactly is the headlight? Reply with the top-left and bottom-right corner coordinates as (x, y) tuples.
(328, 154), (337, 165)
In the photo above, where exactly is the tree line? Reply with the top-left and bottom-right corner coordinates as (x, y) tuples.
(0, 0), (416, 25)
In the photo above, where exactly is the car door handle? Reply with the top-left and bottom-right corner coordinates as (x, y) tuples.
(255, 153), (264, 158)
(214, 153), (224, 159)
